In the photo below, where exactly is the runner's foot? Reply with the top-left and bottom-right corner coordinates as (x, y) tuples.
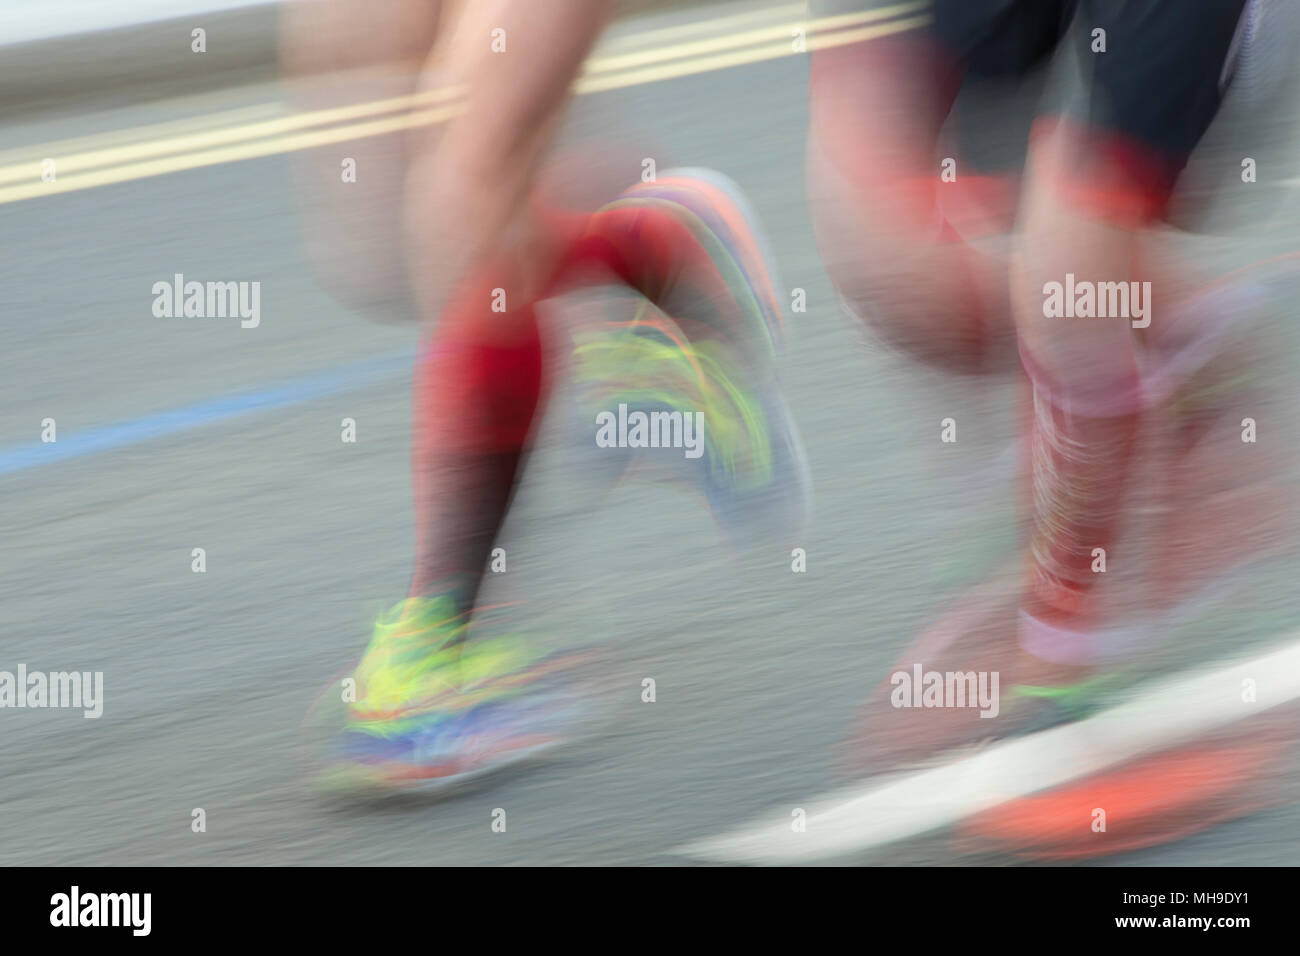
(316, 595), (590, 793)
(570, 168), (812, 549)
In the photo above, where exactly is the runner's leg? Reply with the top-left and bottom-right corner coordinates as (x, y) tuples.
(402, 0), (614, 609)
(805, 0), (1024, 372)
(1012, 0), (1250, 661)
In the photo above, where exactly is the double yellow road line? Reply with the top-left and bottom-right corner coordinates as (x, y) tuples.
(0, 1), (929, 207)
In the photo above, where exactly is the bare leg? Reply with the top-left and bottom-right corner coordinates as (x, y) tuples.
(806, 30), (1018, 372)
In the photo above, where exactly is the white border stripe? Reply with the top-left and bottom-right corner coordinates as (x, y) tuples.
(680, 639), (1300, 863)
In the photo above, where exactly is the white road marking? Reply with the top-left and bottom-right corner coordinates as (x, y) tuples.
(678, 638), (1300, 864)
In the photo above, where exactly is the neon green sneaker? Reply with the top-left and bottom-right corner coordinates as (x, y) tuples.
(570, 168), (812, 548)
(318, 596), (590, 791)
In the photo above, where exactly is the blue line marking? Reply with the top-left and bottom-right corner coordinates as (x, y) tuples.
(0, 349), (412, 477)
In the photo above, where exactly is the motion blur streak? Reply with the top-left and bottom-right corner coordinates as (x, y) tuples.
(3, 0), (1299, 867)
